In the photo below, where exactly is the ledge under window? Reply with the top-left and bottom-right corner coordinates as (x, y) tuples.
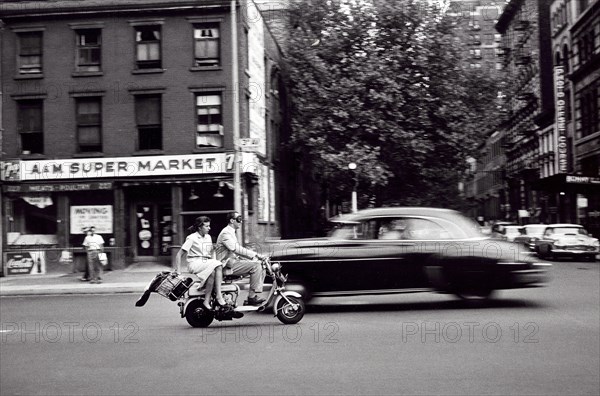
(190, 66), (223, 72)
(72, 152), (104, 158)
(193, 147), (225, 154)
(132, 150), (164, 156)
(14, 74), (44, 80)
(20, 153), (46, 159)
(72, 71), (104, 78)
(132, 68), (165, 75)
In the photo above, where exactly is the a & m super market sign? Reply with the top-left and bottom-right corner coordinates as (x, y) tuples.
(1, 153), (260, 182)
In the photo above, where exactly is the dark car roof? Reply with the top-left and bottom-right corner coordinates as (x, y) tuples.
(330, 207), (463, 222)
(329, 207), (482, 238)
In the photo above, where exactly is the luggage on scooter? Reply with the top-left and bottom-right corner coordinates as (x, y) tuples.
(156, 273), (194, 301)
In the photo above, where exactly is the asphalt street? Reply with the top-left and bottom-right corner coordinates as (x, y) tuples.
(0, 259), (598, 396)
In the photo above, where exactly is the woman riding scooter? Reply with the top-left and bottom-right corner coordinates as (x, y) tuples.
(175, 216), (227, 310)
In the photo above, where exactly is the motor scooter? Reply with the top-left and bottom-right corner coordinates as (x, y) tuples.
(135, 258), (305, 327)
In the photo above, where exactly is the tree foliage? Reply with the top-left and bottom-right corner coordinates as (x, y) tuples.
(286, 0), (501, 209)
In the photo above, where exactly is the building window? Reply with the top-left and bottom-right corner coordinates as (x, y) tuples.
(135, 26), (161, 69)
(76, 97), (102, 152)
(76, 29), (101, 72)
(135, 95), (162, 150)
(193, 24), (220, 67)
(563, 44), (570, 72)
(195, 93), (223, 148)
(17, 32), (43, 74)
(17, 100), (43, 154)
(578, 84), (599, 138)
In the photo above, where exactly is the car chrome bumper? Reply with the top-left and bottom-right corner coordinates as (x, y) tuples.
(513, 263), (551, 285)
(551, 248), (599, 255)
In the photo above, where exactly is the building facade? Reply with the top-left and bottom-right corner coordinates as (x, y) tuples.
(0, 0), (291, 274)
(495, 0), (555, 225)
(569, 0), (600, 236)
(466, 0), (599, 236)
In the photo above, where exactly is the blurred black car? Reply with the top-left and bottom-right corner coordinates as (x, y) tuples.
(268, 208), (550, 301)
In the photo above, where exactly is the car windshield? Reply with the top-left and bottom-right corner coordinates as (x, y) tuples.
(328, 214), (483, 240)
(328, 222), (364, 240)
(524, 225), (547, 235)
(551, 227), (588, 236)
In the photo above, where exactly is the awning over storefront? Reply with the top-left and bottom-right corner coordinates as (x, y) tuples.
(121, 175), (232, 186)
(2, 181), (114, 193)
(532, 174), (600, 193)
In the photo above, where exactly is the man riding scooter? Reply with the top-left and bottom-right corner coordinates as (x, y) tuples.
(215, 211), (267, 306)
(135, 211), (305, 327)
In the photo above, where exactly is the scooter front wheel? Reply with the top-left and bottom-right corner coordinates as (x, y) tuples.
(275, 295), (305, 325)
(185, 299), (214, 328)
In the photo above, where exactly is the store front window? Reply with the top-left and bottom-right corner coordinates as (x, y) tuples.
(12, 195), (57, 234)
(181, 181), (234, 242)
(69, 190), (114, 247)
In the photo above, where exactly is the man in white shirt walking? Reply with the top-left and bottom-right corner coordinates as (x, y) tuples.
(82, 226), (105, 284)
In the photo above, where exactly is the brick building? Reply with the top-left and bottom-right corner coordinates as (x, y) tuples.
(464, 0), (599, 236)
(0, 0), (292, 274)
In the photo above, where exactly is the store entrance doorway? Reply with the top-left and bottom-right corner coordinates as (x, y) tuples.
(133, 202), (172, 262)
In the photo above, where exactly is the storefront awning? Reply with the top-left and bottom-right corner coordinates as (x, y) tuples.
(121, 175), (232, 186)
(532, 174), (600, 193)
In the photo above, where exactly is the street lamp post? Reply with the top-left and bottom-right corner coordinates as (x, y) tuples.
(348, 163), (358, 213)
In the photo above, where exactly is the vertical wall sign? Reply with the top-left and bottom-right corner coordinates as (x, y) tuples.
(554, 66), (568, 173)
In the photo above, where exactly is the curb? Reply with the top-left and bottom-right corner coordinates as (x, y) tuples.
(0, 282), (149, 297)
(0, 277), (254, 297)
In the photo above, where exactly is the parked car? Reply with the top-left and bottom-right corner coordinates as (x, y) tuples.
(494, 225), (522, 242)
(267, 207), (550, 301)
(513, 224), (548, 251)
(490, 221), (518, 240)
(535, 224), (600, 261)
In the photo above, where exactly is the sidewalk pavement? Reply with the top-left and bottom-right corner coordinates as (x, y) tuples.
(0, 263), (173, 297)
(0, 263), (254, 297)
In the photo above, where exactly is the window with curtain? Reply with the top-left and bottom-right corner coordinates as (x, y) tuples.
(76, 29), (101, 72)
(135, 94), (162, 150)
(135, 26), (161, 69)
(76, 97), (102, 152)
(18, 31), (43, 74)
(17, 99), (44, 154)
(195, 93), (223, 147)
(193, 24), (220, 67)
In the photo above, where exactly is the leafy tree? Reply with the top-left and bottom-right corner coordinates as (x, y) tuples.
(286, 0), (501, 210)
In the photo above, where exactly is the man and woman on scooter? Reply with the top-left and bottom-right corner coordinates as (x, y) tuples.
(175, 212), (266, 311)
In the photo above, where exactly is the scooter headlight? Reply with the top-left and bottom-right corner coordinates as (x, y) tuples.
(271, 262), (281, 272)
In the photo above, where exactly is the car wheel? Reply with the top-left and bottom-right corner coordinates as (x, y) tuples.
(538, 245), (553, 260)
(455, 287), (494, 301)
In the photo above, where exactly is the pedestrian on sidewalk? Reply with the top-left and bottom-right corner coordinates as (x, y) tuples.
(82, 226), (105, 284)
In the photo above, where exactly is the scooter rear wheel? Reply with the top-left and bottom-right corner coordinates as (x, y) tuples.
(275, 296), (305, 325)
(185, 299), (214, 328)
